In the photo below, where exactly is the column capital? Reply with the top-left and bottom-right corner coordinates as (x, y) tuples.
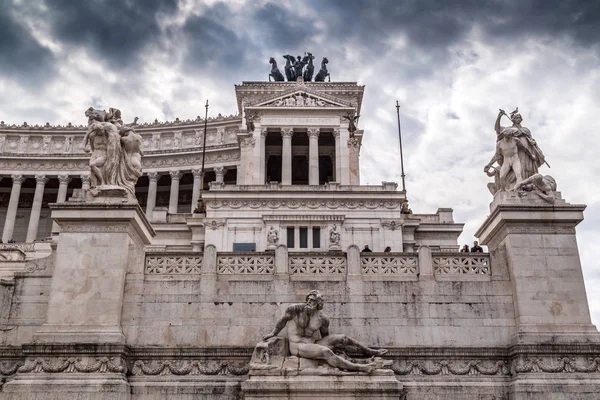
(240, 136), (256, 148)
(192, 169), (203, 179)
(347, 137), (360, 148)
(147, 171), (159, 181)
(307, 128), (320, 138)
(58, 174), (71, 185)
(260, 128), (269, 138)
(35, 175), (47, 185)
(11, 174), (24, 185)
(169, 170), (182, 180)
(332, 128), (340, 138)
(281, 128), (294, 138)
(80, 174), (91, 184)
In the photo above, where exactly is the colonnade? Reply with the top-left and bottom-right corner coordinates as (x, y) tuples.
(262, 127), (339, 185)
(0, 167), (229, 243)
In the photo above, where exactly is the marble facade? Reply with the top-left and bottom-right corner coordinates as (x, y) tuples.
(0, 79), (598, 399)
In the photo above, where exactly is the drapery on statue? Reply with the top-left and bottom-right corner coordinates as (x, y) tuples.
(484, 108), (548, 194)
(342, 112), (360, 138)
(262, 290), (389, 374)
(293, 55), (307, 80)
(83, 107), (143, 199)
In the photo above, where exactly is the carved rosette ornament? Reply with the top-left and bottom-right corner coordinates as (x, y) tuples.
(240, 137), (256, 148)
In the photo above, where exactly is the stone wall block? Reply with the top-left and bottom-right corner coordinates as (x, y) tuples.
(202, 244), (217, 275)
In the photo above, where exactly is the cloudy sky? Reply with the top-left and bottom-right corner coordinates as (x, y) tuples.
(1, 0), (599, 323)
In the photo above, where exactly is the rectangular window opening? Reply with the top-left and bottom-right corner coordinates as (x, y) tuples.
(299, 227), (308, 248)
(287, 227), (295, 248)
(312, 227), (321, 249)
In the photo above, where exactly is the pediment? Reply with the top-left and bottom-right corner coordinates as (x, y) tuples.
(249, 87), (354, 109)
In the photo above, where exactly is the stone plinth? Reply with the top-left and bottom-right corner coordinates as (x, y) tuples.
(242, 375), (404, 400)
(475, 191), (598, 344)
(33, 188), (155, 344)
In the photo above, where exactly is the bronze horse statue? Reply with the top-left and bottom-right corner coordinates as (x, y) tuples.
(283, 54), (296, 81)
(269, 57), (285, 82)
(303, 52), (315, 81)
(314, 57), (330, 82)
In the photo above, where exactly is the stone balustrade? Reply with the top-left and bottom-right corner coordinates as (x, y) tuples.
(360, 253), (419, 281)
(432, 253), (491, 281)
(143, 247), (492, 282)
(217, 252), (275, 275)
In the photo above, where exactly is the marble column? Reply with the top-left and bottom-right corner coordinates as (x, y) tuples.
(146, 172), (159, 216)
(81, 174), (91, 190)
(2, 174), (24, 243)
(333, 129), (341, 183)
(281, 128), (293, 185)
(214, 166), (227, 183)
(51, 175), (70, 234)
(26, 175), (48, 243)
(308, 127), (320, 185)
(190, 169), (202, 213)
(168, 170), (181, 214)
(260, 128), (267, 184)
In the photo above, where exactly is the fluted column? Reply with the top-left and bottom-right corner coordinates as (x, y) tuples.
(51, 175), (71, 234)
(146, 172), (159, 216)
(81, 174), (91, 190)
(190, 169), (202, 213)
(214, 166), (227, 183)
(260, 128), (267, 184)
(308, 127), (320, 185)
(2, 174), (24, 243)
(26, 175), (48, 242)
(168, 170), (181, 214)
(281, 128), (293, 185)
(333, 129), (341, 183)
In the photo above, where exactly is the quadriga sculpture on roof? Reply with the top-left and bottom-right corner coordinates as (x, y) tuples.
(83, 107), (143, 199)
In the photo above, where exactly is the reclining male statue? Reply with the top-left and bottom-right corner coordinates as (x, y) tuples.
(262, 290), (388, 374)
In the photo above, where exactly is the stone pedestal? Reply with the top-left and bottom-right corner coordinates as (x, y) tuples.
(476, 191), (599, 344)
(242, 375), (403, 400)
(34, 187), (155, 344)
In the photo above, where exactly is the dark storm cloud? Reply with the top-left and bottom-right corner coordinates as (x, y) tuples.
(252, 3), (318, 49)
(181, 4), (247, 70)
(44, 0), (179, 67)
(0, 0), (54, 84)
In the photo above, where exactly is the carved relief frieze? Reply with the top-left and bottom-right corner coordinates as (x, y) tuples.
(17, 357), (125, 374)
(130, 360), (249, 376)
(208, 199), (401, 210)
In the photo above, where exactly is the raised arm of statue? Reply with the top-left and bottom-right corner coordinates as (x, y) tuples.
(495, 109), (506, 134)
(83, 126), (94, 153)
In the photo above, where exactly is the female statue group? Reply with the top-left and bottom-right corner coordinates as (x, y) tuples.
(484, 108), (556, 201)
(83, 107), (143, 199)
